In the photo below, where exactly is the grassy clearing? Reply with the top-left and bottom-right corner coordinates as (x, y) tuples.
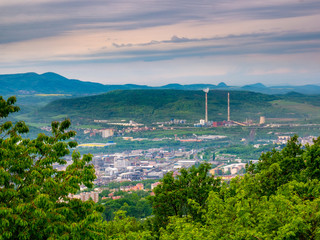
(74, 124), (103, 129)
(26, 122), (50, 128)
(50, 114), (69, 119)
(271, 100), (320, 119)
(34, 94), (72, 97)
(78, 143), (110, 147)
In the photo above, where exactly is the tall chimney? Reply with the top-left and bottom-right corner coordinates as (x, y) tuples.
(203, 88), (209, 123)
(227, 92), (230, 122)
(205, 91), (208, 122)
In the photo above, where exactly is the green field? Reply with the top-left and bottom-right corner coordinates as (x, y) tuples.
(271, 100), (320, 119)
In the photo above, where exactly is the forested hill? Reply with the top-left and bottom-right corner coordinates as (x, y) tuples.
(0, 72), (150, 95)
(38, 89), (320, 123)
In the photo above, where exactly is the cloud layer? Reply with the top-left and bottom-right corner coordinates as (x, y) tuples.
(0, 0), (319, 85)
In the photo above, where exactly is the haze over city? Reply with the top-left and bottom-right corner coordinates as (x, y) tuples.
(1, 0), (320, 86)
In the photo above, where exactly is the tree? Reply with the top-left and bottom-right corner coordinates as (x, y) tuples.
(102, 210), (154, 240)
(246, 135), (306, 197)
(149, 163), (220, 230)
(304, 137), (320, 180)
(102, 191), (152, 221)
(0, 96), (104, 239)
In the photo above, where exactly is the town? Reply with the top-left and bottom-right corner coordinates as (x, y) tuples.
(58, 130), (317, 203)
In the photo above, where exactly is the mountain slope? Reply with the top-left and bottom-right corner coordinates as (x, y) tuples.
(0, 72), (102, 95)
(36, 89), (320, 124)
(0, 72), (149, 95)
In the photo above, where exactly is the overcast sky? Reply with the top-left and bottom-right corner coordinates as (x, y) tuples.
(0, 0), (319, 86)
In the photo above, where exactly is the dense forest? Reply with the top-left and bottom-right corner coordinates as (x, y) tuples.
(1, 96), (320, 239)
(35, 89), (320, 124)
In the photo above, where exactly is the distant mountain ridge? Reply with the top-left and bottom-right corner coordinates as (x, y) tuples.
(0, 72), (149, 95)
(1, 72), (320, 95)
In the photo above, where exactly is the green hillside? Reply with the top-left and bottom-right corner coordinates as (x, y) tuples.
(0, 72), (151, 96)
(35, 89), (320, 124)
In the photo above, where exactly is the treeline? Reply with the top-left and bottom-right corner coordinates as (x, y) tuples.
(101, 179), (159, 190)
(218, 143), (276, 160)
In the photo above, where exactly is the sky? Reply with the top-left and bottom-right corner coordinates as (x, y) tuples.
(0, 0), (319, 86)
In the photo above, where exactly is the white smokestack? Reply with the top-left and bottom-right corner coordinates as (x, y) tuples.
(203, 88), (209, 123)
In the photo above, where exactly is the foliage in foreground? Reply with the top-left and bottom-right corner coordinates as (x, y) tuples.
(156, 136), (320, 239)
(0, 96), (153, 240)
(0, 96), (103, 239)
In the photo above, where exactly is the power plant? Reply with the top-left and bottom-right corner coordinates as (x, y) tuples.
(195, 90), (263, 127)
